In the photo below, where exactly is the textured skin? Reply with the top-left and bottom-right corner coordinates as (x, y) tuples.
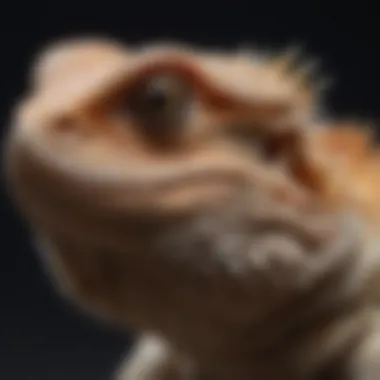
(5, 38), (380, 379)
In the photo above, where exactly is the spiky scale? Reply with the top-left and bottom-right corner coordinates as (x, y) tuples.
(270, 45), (303, 73)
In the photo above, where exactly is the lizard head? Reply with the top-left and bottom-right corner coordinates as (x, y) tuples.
(5, 38), (347, 338)
(6, 38), (324, 218)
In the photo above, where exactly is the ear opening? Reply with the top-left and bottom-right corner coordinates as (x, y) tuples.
(260, 127), (326, 193)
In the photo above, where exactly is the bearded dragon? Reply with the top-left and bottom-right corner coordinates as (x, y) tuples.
(5, 37), (380, 380)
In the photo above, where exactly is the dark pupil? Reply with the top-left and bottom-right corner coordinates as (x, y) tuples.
(145, 83), (170, 112)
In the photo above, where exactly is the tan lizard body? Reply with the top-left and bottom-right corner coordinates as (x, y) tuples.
(5, 38), (380, 379)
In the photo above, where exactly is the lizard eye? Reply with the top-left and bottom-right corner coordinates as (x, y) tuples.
(143, 76), (178, 111)
(128, 74), (194, 138)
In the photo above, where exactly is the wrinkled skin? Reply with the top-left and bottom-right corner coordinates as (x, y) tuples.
(5, 38), (380, 379)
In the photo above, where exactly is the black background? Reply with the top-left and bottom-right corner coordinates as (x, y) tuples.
(1, 2), (379, 379)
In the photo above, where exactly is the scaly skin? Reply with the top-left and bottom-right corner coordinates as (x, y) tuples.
(5, 38), (380, 379)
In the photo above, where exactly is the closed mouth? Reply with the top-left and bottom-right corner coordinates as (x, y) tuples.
(10, 134), (253, 214)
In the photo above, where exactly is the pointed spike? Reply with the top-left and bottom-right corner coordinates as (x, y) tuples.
(238, 44), (271, 64)
(271, 45), (303, 72)
(299, 59), (320, 77)
(237, 42), (255, 53)
(293, 59), (320, 87)
(313, 76), (334, 93)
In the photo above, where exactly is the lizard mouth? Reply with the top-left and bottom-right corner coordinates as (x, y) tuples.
(7, 130), (256, 217)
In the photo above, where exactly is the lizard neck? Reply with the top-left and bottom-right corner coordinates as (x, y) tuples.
(35, 200), (366, 380)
